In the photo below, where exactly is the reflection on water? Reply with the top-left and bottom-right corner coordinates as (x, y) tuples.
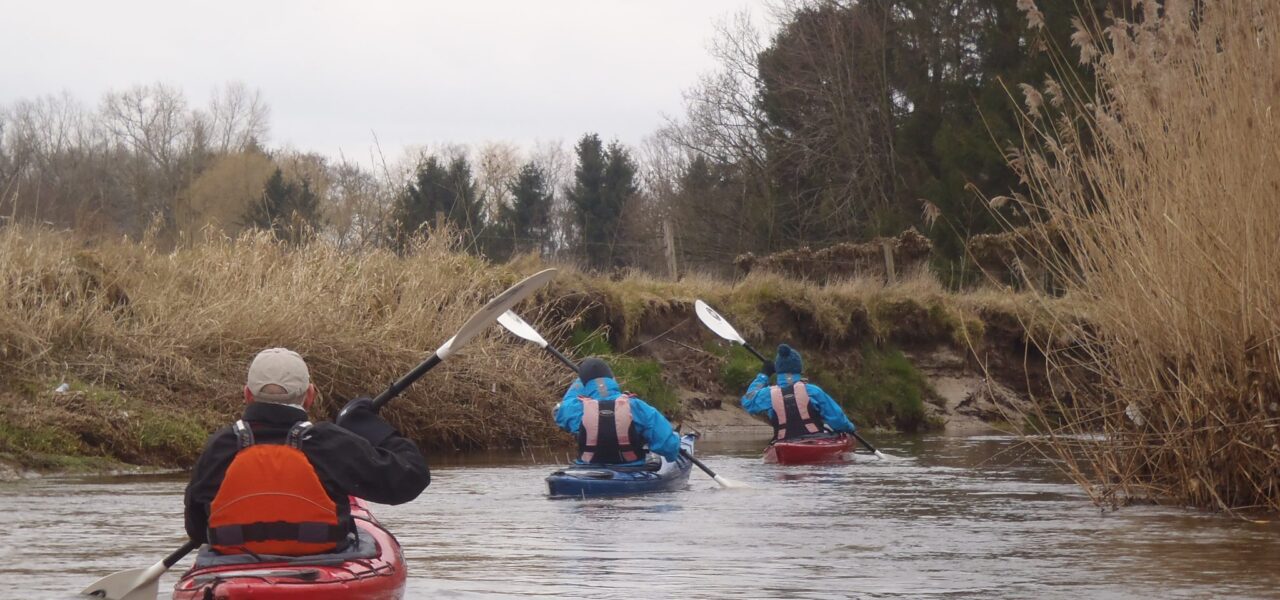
(2, 434), (1278, 599)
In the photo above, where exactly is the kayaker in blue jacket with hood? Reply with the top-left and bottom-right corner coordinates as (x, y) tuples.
(555, 357), (682, 465)
(741, 344), (857, 440)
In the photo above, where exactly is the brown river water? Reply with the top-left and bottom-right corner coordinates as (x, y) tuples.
(2, 433), (1278, 599)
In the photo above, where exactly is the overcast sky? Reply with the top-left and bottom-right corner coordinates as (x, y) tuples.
(0, 0), (774, 161)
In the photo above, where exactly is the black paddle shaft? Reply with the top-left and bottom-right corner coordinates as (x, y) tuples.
(165, 539), (201, 568)
(372, 353), (443, 411)
(741, 343), (769, 364)
(851, 431), (881, 454)
(545, 345), (580, 374)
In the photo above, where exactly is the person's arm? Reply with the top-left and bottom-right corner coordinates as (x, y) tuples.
(740, 373), (772, 415)
(183, 427), (236, 543)
(629, 398), (682, 461)
(554, 388), (584, 434)
(807, 384), (856, 433)
(310, 422), (430, 505)
(561, 378), (584, 405)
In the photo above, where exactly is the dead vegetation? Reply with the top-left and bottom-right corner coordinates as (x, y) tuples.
(1010, 1), (1280, 513)
(0, 225), (1064, 468)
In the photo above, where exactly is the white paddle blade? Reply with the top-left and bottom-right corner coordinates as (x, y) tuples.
(712, 474), (749, 489)
(497, 310), (549, 347)
(435, 269), (557, 360)
(81, 561), (164, 600)
(694, 299), (746, 344)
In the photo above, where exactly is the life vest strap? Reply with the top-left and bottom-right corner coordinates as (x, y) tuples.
(578, 394), (644, 464)
(233, 420), (255, 449)
(286, 421), (313, 449)
(769, 382), (822, 440)
(209, 520), (347, 546)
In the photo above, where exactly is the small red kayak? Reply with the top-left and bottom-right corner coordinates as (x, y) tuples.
(763, 434), (855, 464)
(173, 498), (406, 600)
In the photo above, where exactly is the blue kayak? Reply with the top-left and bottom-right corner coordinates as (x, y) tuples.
(546, 434), (696, 498)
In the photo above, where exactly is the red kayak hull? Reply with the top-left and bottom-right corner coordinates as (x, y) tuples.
(763, 434), (855, 464)
(173, 499), (406, 600)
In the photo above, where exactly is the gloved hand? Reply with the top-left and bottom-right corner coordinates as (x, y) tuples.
(761, 361), (776, 376)
(336, 396), (396, 446)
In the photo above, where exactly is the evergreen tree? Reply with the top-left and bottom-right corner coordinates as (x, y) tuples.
(566, 134), (638, 270)
(242, 168), (321, 245)
(504, 161), (554, 255)
(565, 134), (607, 268)
(393, 154), (485, 252)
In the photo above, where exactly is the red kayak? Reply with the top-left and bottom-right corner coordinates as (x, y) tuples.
(763, 434), (855, 464)
(173, 498), (406, 600)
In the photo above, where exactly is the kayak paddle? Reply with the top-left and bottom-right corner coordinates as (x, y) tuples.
(692, 299), (891, 460)
(371, 268), (558, 411)
(82, 269), (558, 600)
(497, 309), (745, 489)
(693, 300), (770, 363)
(81, 539), (200, 600)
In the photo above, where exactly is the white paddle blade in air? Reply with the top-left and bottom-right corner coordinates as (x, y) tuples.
(436, 269), (557, 360)
(81, 562), (164, 600)
(497, 310), (549, 347)
(694, 299), (746, 344)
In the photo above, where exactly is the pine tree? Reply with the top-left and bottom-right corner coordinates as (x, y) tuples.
(504, 162), (554, 255)
(392, 154), (485, 252)
(242, 168), (321, 245)
(566, 134), (636, 270)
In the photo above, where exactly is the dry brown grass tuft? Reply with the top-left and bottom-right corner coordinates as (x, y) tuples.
(0, 226), (567, 460)
(1011, 1), (1280, 513)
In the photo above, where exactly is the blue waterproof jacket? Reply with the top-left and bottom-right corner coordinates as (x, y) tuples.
(741, 373), (857, 433)
(556, 376), (682, 463)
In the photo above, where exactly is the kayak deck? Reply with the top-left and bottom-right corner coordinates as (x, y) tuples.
(172, 498), (405, 600)
(764, 433), (855, 465)
(547, 434), (696, 498)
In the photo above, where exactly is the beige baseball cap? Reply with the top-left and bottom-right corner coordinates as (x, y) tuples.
(246, 348), (310, 404)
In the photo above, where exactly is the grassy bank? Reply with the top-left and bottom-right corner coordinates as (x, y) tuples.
(0, 226), (1057, 470)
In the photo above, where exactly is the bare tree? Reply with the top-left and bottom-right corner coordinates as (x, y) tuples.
(474, 141), (523, 220)
(530, 139), (573, 255)
(100, 83), (192, 169)
(208, 82), (270, 153)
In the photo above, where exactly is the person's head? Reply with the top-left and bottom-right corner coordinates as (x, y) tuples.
(243, 348), (317, 410)
(577, 357), (614, 384)
(774, 344), (803, 375)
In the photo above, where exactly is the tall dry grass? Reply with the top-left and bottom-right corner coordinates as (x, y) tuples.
(1012, 1), (1280, 512)
(1, 223), (1057, 467)
(0, 226), (568, 461)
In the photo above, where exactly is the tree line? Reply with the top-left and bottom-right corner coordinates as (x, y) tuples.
(0, 1), (1114, 280)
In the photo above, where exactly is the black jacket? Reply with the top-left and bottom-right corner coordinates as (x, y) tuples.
(183, 401), (430, 544)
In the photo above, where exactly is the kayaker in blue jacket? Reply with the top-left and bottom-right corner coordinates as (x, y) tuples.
(741, 344), (857, 440)
(555, 357), (682, 465)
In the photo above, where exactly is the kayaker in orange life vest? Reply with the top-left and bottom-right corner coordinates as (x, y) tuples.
(184, 348), (430, 556)
(554, 357), (683, 465)
(741, 344), (857, 439)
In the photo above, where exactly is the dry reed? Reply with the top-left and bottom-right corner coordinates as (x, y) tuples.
(1011, 1), (1280, 513)
(0, 226), (568, 461)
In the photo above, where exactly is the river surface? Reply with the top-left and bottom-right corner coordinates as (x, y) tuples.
(2, 433), (1279, 599)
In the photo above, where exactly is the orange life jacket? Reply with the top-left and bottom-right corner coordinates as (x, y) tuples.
(769, 382), (824, 440)
(207, 420), (346, 556)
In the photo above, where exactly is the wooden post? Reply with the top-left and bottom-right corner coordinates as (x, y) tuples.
(882, 239), (896, 284)
(663, 218), (678, 280)
(434, 211), (445, 231)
